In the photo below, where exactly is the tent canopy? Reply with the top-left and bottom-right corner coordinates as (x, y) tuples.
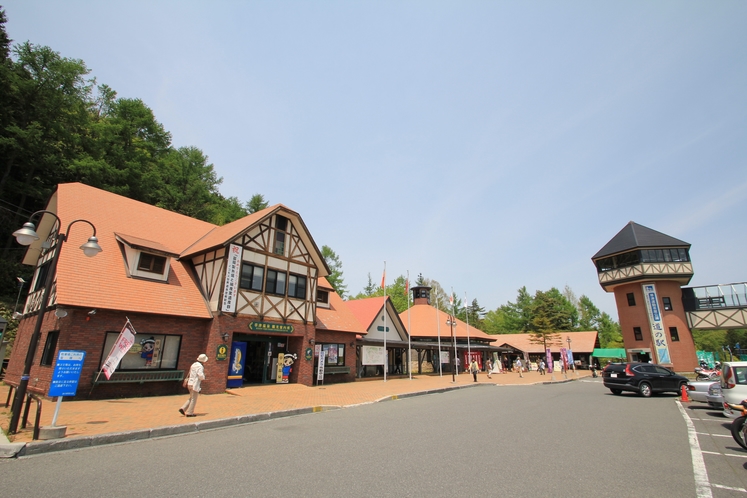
(592, 348), (626, 359)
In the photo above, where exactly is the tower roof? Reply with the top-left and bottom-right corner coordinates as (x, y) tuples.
(593, 222), (690, 260)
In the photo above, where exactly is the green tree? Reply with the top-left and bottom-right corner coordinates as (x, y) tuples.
(532, 288), (578, 331)
(577, 295), (601, 331)
(321, 245), (347, 298)
(246, 193), (269, 214)
(154, 146), (224, 221)
(597, 312), (623, 348)
(351, 274), (408, 313)
(527, 314), (563, 354)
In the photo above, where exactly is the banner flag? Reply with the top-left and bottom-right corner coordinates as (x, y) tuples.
(102, 319), (137, 380)
(381, 269), (386, 289)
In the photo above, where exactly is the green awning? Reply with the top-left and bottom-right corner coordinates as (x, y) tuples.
(592, 348), (626, 359)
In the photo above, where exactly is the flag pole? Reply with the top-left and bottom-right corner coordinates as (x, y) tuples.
(383, 261), (387, 382)
(436, 290), (442, 377)
(451, 287), (458, 377)
(407, 270), (412, 380)
(465, 292), (471, 362)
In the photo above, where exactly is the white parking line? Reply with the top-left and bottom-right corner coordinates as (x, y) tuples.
(677, 400), (713, 498)
(711, 483), (747, 493)
(696, 432), (731, 438)
(702, 450), (747, 459)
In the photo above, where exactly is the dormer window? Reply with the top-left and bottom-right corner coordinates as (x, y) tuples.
(138, 253), (166, 274)
(317, 290), (329, 304)
(115, 233), (176, 283)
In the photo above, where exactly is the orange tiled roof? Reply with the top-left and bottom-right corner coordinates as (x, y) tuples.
(399, 303), (496, 341)
(346, 296), (388, 330)
(48, 183), (217, 318)
(315, 281), (366, 335)
(490, 331), (599, 353)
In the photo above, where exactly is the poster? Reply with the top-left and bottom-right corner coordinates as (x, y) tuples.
(362, 346), (385, 365)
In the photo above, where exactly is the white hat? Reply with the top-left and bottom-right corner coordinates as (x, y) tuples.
(197, 354), (208, 363)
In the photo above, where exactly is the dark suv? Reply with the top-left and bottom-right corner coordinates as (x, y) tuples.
(602, 362), (688, 397)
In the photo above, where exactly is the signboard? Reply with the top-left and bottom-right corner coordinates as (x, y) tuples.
(560, 347), (568, 371)
(227, 341), (247, 388)
(249, 321), (294, 334)
(545, 348), (553, 374)
(102, 320), (136, 379)
(276, 353), (285, 384)
(49, 350), (86, 397)
(439, 351), (450, 364)
(362, 345), (385, 365)
(642, 283), (671, 364)
(216, 344), (228, 361)
(221, 244), (243, 313)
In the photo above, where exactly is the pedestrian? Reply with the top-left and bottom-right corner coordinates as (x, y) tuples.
(486, 358), (493, 379)
(539, 359), (546, 375)
(470, 358), (479, 382)
(180, 353), (207, 417)
(515, 357), (523, 378)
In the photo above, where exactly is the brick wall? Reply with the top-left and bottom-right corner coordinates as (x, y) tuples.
(614, 280), (698, 372)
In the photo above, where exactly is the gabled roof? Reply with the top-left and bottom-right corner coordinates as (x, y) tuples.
(347, 296), (409, 340)
(490, 331), (599, 354)
(593, 221), (690, 260)
(42, 183), (217, 318)
(400, 303), (496, 342)
(180, 204), (329, 277)
(346, 296), (388, 330)
(315, 278), (366, 335)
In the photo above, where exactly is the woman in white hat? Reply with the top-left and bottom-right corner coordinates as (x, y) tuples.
(180, 354), (208, 417)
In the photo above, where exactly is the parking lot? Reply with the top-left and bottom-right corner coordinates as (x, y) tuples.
(682, 400), (747, 496)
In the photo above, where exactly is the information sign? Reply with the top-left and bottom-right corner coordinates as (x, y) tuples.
(49, 350), (86, 397)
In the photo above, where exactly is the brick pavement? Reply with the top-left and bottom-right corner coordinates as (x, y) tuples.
(1, 370), (589, 446)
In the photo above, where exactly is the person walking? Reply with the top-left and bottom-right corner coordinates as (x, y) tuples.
(486, 358), (493, 379)
(180, 353), (207, 417)
(539, 359), (546, 375)
(515, 357), (523, 378)
(470, 358), (479, 382)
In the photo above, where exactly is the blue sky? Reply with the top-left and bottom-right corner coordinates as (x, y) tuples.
(3, 1), (746, 321)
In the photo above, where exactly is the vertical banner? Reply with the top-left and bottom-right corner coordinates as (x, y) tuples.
(221, 244), (243, 313)
(227, 341), (247, 388)
(561, 347), (568, 371)
(642, 283), (671, 364)
(567, 348), (574, 368)
(317, 350), (326, 382)
(545, 348), (553, 374)
(101, 320), (137, 379)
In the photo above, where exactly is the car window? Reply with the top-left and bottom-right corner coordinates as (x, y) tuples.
(734, 367), (747, 385)
(653, 366), (672, 375)
(635, 365), (655, 373)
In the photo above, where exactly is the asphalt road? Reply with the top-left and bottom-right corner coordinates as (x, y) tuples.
(0, 379), (723, 497)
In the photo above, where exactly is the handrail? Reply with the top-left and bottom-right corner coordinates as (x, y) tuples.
(19, 392), (42, 440)
(683, 282), (747, 310)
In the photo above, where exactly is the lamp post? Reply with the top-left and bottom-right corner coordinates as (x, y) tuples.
(8, 210), (102, 434)
(446, 316), (457, 383)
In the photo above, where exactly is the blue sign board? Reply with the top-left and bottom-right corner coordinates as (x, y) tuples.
(49, 350), (86, 397)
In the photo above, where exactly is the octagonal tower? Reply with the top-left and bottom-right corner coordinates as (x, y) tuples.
(592, 222), (698, 372)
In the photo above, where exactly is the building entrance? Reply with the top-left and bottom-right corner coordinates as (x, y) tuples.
(229, 335), (292, 386)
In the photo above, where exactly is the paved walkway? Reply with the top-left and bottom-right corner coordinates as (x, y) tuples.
(1, 370), (589, 456)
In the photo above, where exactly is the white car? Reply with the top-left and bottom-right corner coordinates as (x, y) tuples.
(720, 361), (747, 418)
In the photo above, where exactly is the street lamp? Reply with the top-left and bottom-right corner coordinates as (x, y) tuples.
(446, 316), (458, 383)
(8, 210), (102, 434)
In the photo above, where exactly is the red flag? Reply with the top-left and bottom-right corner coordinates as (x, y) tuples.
(381, 270), (386, 289)
(404, 278), (409, 296)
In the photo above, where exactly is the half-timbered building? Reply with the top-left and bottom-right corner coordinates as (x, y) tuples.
(5, 183), (360, 399)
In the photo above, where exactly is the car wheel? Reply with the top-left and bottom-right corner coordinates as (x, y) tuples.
(610, 389), (622, 395)
(639, 382), (652, 397)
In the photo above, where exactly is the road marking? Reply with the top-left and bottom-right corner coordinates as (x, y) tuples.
(695, 432), (731, 438)
(711, 484), (747, 493)
(702, 450), (747, 459)
(677, 400), (713, 498)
